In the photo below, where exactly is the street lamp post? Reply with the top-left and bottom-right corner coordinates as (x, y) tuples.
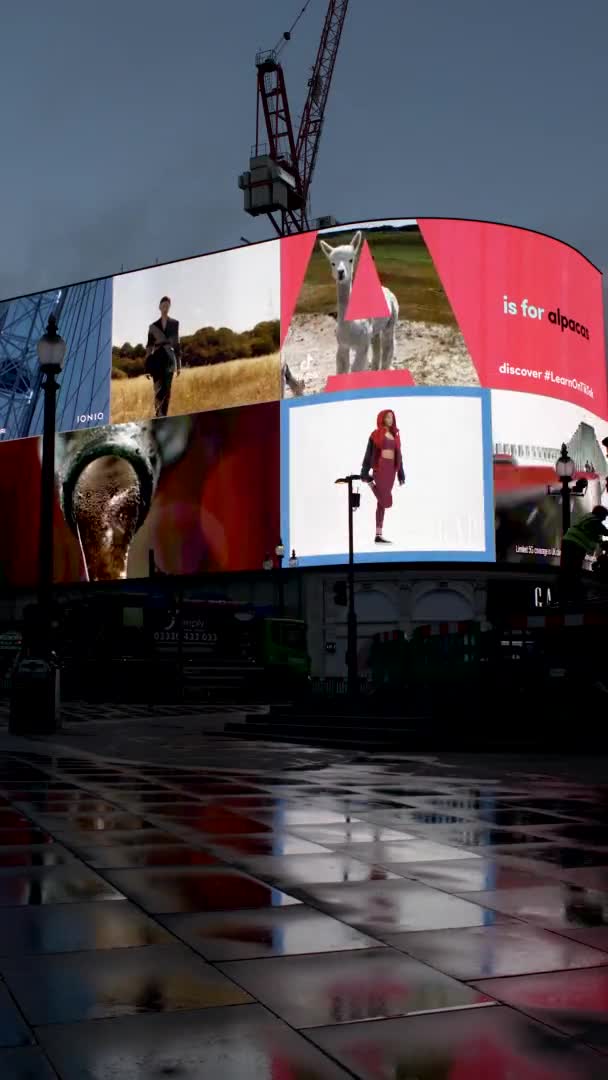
(555, 443), (576, 537)
(37, 316), (66, 655)
(288, 549), (302, 617)
(335, 474), (360, 697)
(275, 539), (285, 614)
(9, 316), (66, 737)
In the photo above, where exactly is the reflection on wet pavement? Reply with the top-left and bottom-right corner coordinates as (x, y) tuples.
(228, 852), (400, 887)
(473, 966), (608, 1049)
(328, 838), (482, 863)
(0, 828), (55, 846)
(72, 842), (223, 869)
(288, 822), (407, 844)
(0, 866), (124, 906)
(385, 857), (545, 892)
(63, 828), (189, 848)
(1, 748), (608, 1075)
(36, 813), (156, 833)
(0, 844), (76, 870)
(307, 1004), (607, 1078)
(1, 943), (251, 1024)
(0, 982), (33, 1048)
(0, 901), (173, 955)
(389, 920), (608, 979)
(461, 883), (608, 930)
(37, 1004), (353, 1079)
(209, 833), (332, 856)
(101, 867), (300, 913)
(219, 947), (492, 1027)
(163, 904), (382, 960)
(494, 844), (608, 871)
(0, 1045), (59, 1078)
(300, 879), (502, 935)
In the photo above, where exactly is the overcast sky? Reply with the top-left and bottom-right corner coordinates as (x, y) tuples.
(1, 0), (607, 302)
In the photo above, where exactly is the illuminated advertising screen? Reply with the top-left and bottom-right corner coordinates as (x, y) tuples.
(282, 388), (493, 565)
(493, 391), (608, 565)
(110, 241), (281, 425)
(0, 282), (112, 442)
(0, 216), (603, 583)
(0, 239), (281, 443)
(280, 217), (607, 568)
(280, 218), (606, 411)
(0, 404), (279, 587)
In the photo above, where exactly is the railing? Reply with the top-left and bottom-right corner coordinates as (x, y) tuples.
(310, 676), (371, 697)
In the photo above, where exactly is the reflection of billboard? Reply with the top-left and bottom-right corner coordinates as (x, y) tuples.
(0, 403), (279, 587)
(110, 242), (281, 425)
(281, 388), (494, 565)
(280, 217), (607, 416)
(0, 280), (111, 441)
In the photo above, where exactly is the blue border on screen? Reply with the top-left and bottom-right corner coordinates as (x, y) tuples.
(280, 386), (495, 567)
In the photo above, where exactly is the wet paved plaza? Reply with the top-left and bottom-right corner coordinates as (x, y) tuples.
(0, 739), (608, 1075)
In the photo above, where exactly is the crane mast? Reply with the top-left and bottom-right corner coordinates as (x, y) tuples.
(239, 0), (350, 237)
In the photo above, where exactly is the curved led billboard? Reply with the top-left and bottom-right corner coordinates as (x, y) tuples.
(0, 216), (604, 584)
(280, 217), (607, 569)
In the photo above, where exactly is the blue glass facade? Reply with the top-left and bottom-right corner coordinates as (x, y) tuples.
(0, 278), (112, 441)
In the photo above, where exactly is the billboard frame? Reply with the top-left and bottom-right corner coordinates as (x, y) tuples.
(281, 385), (496, 566)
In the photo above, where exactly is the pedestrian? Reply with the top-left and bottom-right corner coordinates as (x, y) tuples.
(560, 506), (608, 604)
(360, 409), (405, 544)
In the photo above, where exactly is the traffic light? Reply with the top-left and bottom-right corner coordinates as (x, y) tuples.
(333, 581), (347, 606)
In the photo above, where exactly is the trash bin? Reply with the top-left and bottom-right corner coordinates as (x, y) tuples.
(9, 658), (61, 736)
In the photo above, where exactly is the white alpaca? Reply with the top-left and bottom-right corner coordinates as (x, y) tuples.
(319, 231), (399, 374)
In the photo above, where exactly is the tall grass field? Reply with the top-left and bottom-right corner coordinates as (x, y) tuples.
(111, 352), (281, 424)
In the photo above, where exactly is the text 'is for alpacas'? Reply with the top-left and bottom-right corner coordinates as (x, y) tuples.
(503, 297), (590, 339)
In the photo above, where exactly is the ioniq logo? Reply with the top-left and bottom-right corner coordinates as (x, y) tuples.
(76, 413), (104, 424)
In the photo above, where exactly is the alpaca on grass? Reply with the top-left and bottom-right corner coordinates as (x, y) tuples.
(319, 230), (398, 374)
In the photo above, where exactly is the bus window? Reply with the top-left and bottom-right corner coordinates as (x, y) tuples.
(282, 623), (307, 650)
(268, 621), (306, 650)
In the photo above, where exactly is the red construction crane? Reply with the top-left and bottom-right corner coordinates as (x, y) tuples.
(238, 0), (350, 237)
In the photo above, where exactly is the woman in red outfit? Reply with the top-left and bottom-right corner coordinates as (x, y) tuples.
(361, 409), (405, 544)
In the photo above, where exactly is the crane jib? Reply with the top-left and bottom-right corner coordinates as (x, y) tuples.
(240, 0), (350, 236)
